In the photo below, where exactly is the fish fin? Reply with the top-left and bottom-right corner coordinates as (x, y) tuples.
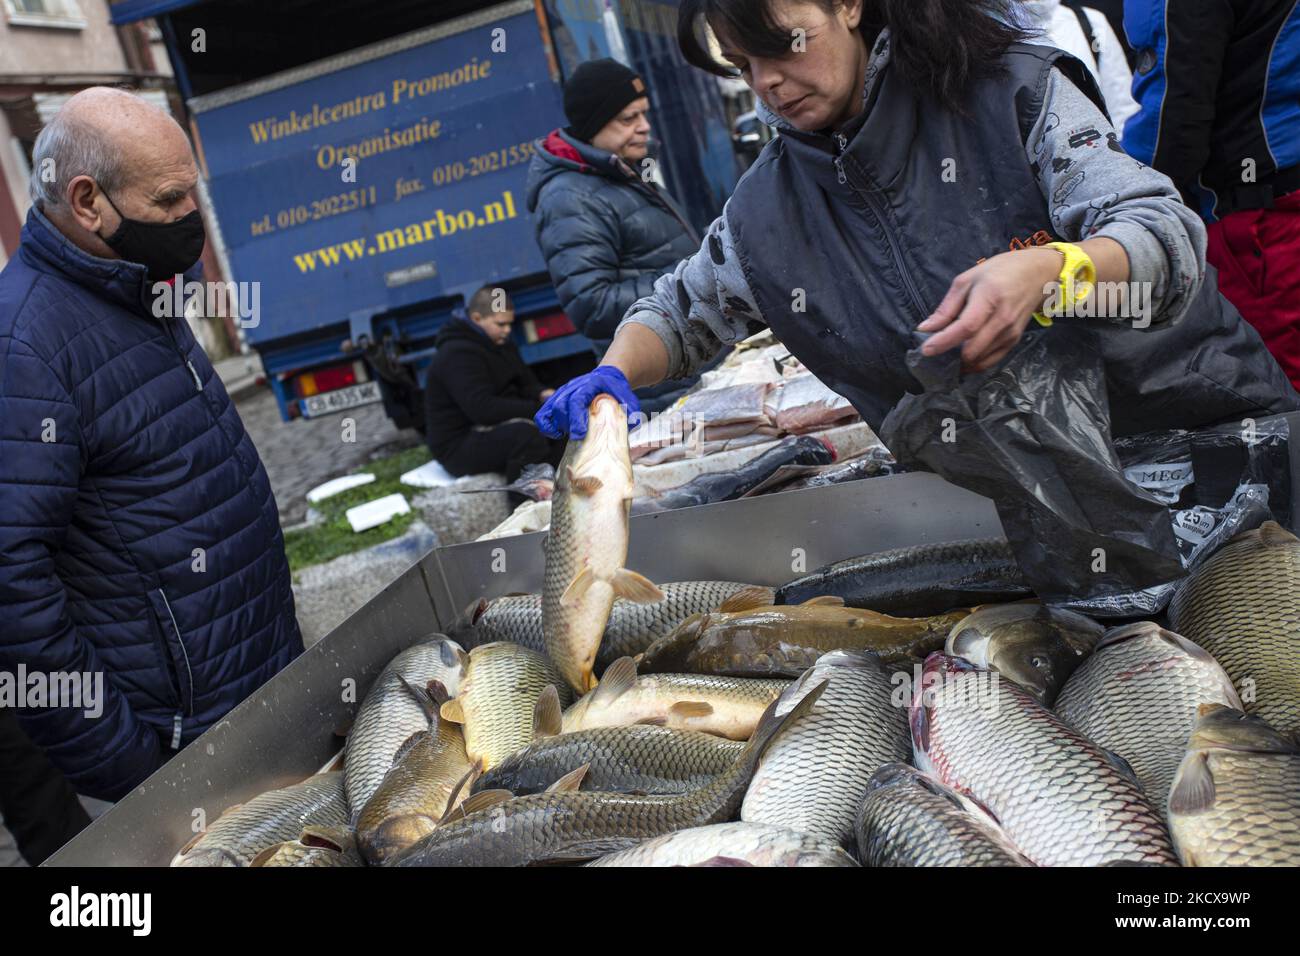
(1101, 747), (1141, 786)
(635, 716), (668, 726)
(454, 789), (514, 818)
(561, 565), (596, 603)
(747, 680), (827, 758)
(440, 639), (469, 671)
(438, 763), (482, 824)
(456, 598), (488, 630)
(545, 763), (590, 793)
(439, 698), (465, 724)
(1169, 752), (1215, 815)
(800, 595), (846, 607)
(249, 843), (286, 867)
(532, 685), (563, 740)
(391, 731), (427, 765)
(591, 656), (638, 706)
(176, 830), (206, 855)
(397, 674), (441, 724)
(426, 679), (452, 706)
(568, 468), (603, 496)
(910, 700), (931, 756)
(1258, 520), (1299, 546)
(611, 568), (664, 603)
(717, 586), (776, 613)
(298, 825), (349, 851)
(669, 701), (714, 719)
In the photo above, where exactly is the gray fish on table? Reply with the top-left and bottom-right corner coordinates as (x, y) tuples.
(1168, 703), (1300, 867)
(776, 538), (1032, 616)
(343, 637), (468, 819)
(388, 681), (827, 867)
(250, 825), (363, 867)
(451, 581), (770, 667)
(911, 653), (1177, 867)
(438, 641), (573, 771)
(587, 822), (858, 867)
(355, 679), (474, 865)
(854, 763), (1031, 867)
(562, 656), (788, 740)
(1054, 622), (1241, 807)
(1168, 521), (1300, 737)
(171, 773), (349, 867)
(741, 650), (910, 847)
(544, 395), (663, 693)
(473, 724), (744, 797)
(946, 602), (1104, 706)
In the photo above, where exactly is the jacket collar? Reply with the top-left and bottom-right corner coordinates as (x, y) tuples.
(542, 128), (636, 182)
(19, 204), (197, 319)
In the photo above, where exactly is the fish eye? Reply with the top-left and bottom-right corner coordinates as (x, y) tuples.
(1031, 656), (1045, 668)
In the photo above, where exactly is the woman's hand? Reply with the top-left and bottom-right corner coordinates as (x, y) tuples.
(917, 248), (1062, 373)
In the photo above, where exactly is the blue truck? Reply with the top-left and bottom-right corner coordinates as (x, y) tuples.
(108, 0), (743, 427)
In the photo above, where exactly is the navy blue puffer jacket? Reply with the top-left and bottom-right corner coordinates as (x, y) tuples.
(0, 208), (302, 801)
(525, 129), (700, 348)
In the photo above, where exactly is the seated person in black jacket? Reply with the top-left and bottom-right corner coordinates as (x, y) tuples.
(423, 286), (562, 482)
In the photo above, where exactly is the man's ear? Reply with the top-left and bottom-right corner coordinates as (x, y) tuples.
(66, 175), (105, 233)
(468, 310), (484, 324)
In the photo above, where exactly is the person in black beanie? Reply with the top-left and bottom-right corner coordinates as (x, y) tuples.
(525, 58), (721, 411)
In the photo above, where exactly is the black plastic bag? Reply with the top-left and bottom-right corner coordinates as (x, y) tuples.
(880, 328), (1185, 605)
(1058, 416), (1291, 616)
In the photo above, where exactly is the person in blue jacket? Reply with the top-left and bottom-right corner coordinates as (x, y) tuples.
(1123, 0), (1300, 390)
(0, 89), (302, 811)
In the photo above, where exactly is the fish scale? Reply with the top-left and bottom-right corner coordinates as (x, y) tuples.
(172, 774), (349, 867)
(913, 654), (1177, 867)
(742, 651), (909, 846)
(456, 582), (762, 666)
(474, 724), (745, 796)
(450, 641), (573, 770)
(855, 763), (1031, 866)
(1168, 521), (1300, 737)
(390, 681), (827, 866)
(343, 639), (467, 818)
(1168, 713), (1300, 866)
(587, 822), (859, 867)
(1054, 623), (1241, 807)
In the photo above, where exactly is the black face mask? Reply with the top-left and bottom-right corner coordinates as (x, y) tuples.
(98, 190), (206, 280)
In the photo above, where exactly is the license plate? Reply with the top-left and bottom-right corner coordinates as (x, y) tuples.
(301, 381), (380, 418)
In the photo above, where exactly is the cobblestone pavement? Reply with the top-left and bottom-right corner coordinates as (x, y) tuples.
(235, 386), (423, 526)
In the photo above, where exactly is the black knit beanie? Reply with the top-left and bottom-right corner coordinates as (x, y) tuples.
(563, 58), (647, 143)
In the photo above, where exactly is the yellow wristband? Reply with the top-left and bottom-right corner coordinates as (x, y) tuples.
(1032, 241), (1096, 328)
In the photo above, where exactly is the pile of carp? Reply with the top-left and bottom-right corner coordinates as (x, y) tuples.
(173, 398), (1300, 867)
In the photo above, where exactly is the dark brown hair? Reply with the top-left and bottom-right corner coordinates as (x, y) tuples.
(677, 0), (1029, 106)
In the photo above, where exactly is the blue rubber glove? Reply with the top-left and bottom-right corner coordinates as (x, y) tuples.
(535, 365), (640, 439)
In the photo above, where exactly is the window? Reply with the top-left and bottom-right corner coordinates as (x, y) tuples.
(3, 0), (86, 30)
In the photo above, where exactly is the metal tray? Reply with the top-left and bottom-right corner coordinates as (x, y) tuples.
(47, 413), (1300, 865)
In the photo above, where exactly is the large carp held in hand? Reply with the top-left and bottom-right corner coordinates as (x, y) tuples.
(170, 415), (1300, 871)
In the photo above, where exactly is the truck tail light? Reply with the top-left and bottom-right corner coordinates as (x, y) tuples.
(522, 311), (577, 343)
(295, 360), (368, 397)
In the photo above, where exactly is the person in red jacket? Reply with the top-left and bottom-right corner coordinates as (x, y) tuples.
(422, 285), (561, 482)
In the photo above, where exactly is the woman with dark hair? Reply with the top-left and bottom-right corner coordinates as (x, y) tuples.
(536, 0), (1296, 447)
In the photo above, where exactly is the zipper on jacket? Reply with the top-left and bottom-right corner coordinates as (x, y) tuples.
(157, 588), (195, 718)
(832, 136), (929, 323)
(161, 315), (205, 392)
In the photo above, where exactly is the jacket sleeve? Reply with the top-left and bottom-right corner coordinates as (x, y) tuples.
(535, 184), (661, 342)
(1121, 0), (1231, 188)
(1027, 66), (1208, 328)
(619, 204), (767, 380)
(440, 346), (540, 425)
(514, 351), (546, 400)
(0, 338), (162, 801)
